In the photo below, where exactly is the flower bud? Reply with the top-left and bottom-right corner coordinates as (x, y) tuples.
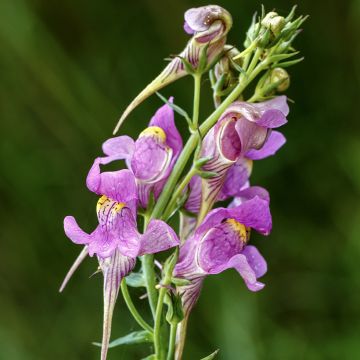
(261, 11), (286, 36)
(269, 67), (290, 92)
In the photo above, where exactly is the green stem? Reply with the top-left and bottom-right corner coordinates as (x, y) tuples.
(167, 323), (178, 360)
(141, 255), (157, 319)
(141, 215), (158, 319)
(192, 73), (202, 129)
(120, 279), (153, 334)
(154, 286), (167, 359)
(162, 167), (197, 220)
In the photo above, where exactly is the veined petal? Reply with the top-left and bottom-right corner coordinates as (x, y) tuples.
(246, 130), (286, 160)
(218, 158), (253, 201)
(235, 117), (269, 154)
(199, 120), (240, 220)
(86, 159), (137, 204)
(138, 220), (179, 256)
(227, 196), (272, 235)
(131, 135), (172, 183)
(64, 216), (93, 245)
(184, 5), (232, 42)
(228, 186), (270, 208)
(98, 250), (136, 360)
(254, 95), (289, 116)
(149, 99), (183, 157)
(209, 253), (265, 292)
(102, 135), (135, 163)
(242, 245), (267, 278)
(184, 175), (202, 213)
(196, 195), (272, 236)
(196, 220), (247, 273)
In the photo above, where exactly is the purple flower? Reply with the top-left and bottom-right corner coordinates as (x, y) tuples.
(174, 192), (271, 315)
(103, 101), (182, 208)
(198, 96), (288, 218)
(114, 5), (232, 132)
(62, 159), (179, 360)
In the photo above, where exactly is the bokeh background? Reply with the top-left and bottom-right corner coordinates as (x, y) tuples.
(1, 0), (359, 359)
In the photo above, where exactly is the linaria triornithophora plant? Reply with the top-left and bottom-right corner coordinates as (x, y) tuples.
(60, 4), (307, 360)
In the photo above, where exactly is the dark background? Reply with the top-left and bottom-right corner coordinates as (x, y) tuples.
(1, 0), (359, 359)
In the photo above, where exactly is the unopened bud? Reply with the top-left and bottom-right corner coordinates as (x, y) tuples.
(261, 12), (285, 36)
(270, 67), (290, 92)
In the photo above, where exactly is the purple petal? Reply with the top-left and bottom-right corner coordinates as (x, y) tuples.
(256, 109), (287, 128)
(197, 221), (246, 273)
(228, 186), (270, 208)
(131, 135), (172, 182)
(197, 195), (272, 236)
(227, 196), (272, 235)
(138, 220), (179, 256)
(59, 246), (89, 292)
(184, 175), (202, 213)
(218, 158), (253, 200)
(64, 216), (92, 245)
(98, 250), (136, 360)
(102, 135), (135, 163)
(235, 118), (269, 154)
(184, 21), (195, 34)
(86, 159), (137, 203)
(246, 130), (286, 160)
(254, 96), (289, 116)
(209, 253), (265, 292)
(241, 245), (267, 278)
(149, 99), (183, 157)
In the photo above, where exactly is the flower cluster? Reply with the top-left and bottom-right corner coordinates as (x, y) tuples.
(60, 4), (305, 360)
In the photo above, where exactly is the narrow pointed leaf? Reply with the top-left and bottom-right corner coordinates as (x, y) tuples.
(93, 330), (153, 348)
(200, 349), (220, 360)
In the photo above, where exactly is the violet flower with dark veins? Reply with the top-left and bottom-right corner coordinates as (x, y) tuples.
(114, 5), (232, 133)
(198, 96), (288, 220)
(102, 101), (182, 208)
(174, 190), (271, 318)
(62, 160), (179, 360)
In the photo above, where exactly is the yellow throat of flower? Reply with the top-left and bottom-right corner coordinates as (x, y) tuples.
(139, 126), (166, 142)
(96, 195), (126, 214)
(226, 218), (249, 243)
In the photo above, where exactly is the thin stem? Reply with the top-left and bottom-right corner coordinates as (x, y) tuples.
(167, 323), (178, 360)
(141, 215), (158, 319)
(120, 279), (153, 334)
(141, 255), (157, 319)
(192, 73), (202, 129)
(162, 166), (197, 220)
(154, 287), (167, 359)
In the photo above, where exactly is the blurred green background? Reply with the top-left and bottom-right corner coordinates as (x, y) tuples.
(1, 0), (359, 359)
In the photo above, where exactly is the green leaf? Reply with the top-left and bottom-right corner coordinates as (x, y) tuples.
(156, 92), (192, 127)
(142, 355), (156, 360)
(198, 43), (210, 72)
(125, 272), (146, 288)
(195, 156), (212, 168)
(200, 349), (220, 360)
(171, 277), (191, 286)
(274, 57), (304, 69)
(198, 170), (218, 179)
(93, 330), (153, 348)
(164, 291), (184, 325)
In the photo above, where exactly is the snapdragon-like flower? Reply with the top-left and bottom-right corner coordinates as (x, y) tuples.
(174, 191), (271, 316)
(198, 96), (288, 219)
(114, 5), (232, 133)
(63, 160), (179, 360)
(102, 101), (182, 208)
